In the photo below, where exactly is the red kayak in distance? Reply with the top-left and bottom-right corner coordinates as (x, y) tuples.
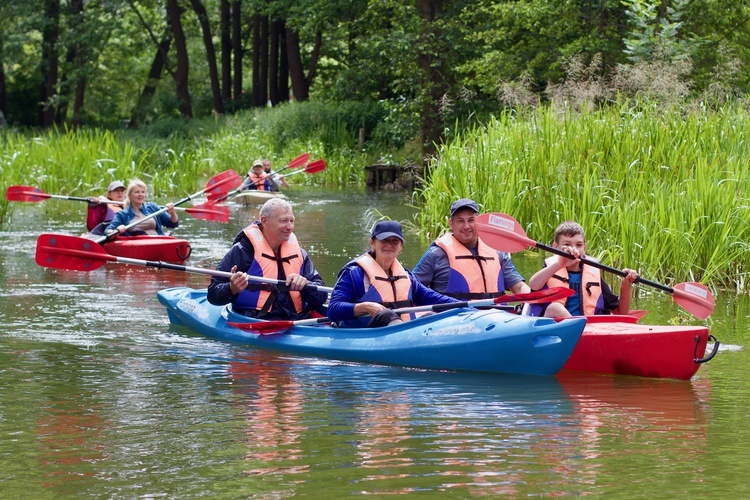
(102, 235), (192, 263)
(560, 314), (719, 380)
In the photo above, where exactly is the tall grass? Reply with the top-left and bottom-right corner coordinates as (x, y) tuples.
(0, 101), (410, 224)
(417, 101), (750, 291)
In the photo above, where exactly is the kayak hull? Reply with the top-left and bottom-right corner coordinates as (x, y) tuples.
(157, 287), (586, 376)
(235, 191), (286, 205)
(103, 235), (192, 263)
(563, 315), (717, 380)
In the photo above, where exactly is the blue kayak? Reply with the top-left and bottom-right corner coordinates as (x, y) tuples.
(157, 287), (587, 376)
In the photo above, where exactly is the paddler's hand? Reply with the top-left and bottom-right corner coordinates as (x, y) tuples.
(166, 202), (178, 222)
(354, 302), (388, 318)
(621, 268), (639, 286)
(116, 224), (126, 234)
(286, 273), (308, 291)
(228, 265), (249, 295)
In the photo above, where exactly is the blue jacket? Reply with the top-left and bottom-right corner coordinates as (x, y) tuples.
(207, 227), (328, 320)
(328, 253), (459, 328)
(105, 202), (179, 235)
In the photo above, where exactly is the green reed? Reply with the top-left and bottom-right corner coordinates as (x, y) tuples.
(417, 102), (750, 291)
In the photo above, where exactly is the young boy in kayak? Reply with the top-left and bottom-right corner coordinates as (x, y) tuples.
(528, 220), (639, 317)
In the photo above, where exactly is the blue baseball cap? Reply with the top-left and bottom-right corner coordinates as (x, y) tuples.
(450, 198), (479, 217)
(370, 220), (404, 242)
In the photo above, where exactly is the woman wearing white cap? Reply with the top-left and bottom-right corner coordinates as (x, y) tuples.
(327, 220), (458, 328)
(85, 180), (126, 237)
(105, 179), (179, 236)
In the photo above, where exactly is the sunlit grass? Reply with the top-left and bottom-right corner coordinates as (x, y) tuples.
(417, 101), (750, 291)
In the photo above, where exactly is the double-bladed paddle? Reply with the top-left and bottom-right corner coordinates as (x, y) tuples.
(95, 169), (241, 244)
(207, 159), (327, 204)
(6, 185), (232, 223)
(34, 233), (334, 293)
(474, 212), (715, 320)
(227, 287), (575, 335)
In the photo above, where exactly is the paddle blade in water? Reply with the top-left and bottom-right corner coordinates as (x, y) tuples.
(672, 282), (715, 320)
(6, 186), (50, 202)
(183, 203), (230, 223)
(475, 213), (535, 253)
(227, 320), (294, 335)
(36, 234), (115, 271)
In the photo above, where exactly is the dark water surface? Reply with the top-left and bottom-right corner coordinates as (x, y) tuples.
(1, 187), (749, 497)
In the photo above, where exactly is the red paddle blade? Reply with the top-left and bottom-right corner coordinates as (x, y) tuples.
(287, 152), (311, 169)
(184, 203), (230, 223)
(475, 213), (534, 253)
(36, 234), (115, 271)
(227, 320), (294, 335)
(672, 282), (715, 320)
(6, 185), (50, 202)
(304, 159), (326, 173)
(494, 286), (575, 304)
(203, 170), (242, 197)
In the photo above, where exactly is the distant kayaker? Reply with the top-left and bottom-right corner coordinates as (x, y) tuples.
(413, 198), (532, 300)
(327, 220), (459, 328)
(105, 179), (179, 236)
(239, 160), (273, 192)
(207, 198), (328, 320)
(262, 158), (289, 191)
(85, 180), (126, 237)
(527, 220), (639, 317)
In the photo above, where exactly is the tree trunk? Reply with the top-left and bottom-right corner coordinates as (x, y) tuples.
(131, 33), (172, 126)
(269, 19), (279, 105)
(0, 27), (7, 121)
(251, 13), (260, 106)
(57, 0), (85, 126)
(259, 15), (269, 106)
(305, 31), (322, 90)
(415, 0), (447, 160)
(220, 0), (231, 102)
(167, 0), (192, 117)
(278, 20), (289, 102)
(39, 0), (60, 127)
(232, 1), (242, 100)
(286, 28), (308, 102)
(189, 0), (224, 115)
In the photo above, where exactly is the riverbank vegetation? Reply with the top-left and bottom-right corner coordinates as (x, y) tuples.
(416, 100), (750, 292)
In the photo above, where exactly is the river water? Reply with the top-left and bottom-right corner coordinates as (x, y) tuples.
(1, 187), (749, 497)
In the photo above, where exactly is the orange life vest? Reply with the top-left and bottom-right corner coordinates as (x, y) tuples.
(355, 253), (414, 321)
(545, 256), (604, 315)
(435, 234), (504, 299)
(250, 172), (268, 190)
(235, 223), (304, 314)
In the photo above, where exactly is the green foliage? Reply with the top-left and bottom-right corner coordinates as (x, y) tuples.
(416, 100), (750, 291)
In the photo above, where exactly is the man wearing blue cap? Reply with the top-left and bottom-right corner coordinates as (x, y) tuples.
(328, 219), (458, 328)
(413, 198), (531, 299)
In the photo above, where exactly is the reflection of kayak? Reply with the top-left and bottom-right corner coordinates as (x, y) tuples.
(235, 190), (286, 205)
(157, 287), (587, 375)
(562, 315), (719, 380)
(102, 235), (192, 263)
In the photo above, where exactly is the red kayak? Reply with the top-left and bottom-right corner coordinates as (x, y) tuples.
(102, 235), (192, 263)
(561, 314), (719, 380)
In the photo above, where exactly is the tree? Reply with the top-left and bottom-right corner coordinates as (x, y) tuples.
(189, 0), (224, 114)
(166, 0), (192, 117)
(39, 0), (60, 127)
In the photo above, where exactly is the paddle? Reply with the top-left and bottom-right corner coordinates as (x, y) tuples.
(474, 212), (715, 320)
(35, 233), (334, 293)
(96, 169), (241, 244)
(7, 185), (124, 204)
(227, 287), (575, 335)
(270, 152), (311, 176)
(6, 185), (231, 223)
(207, 159), (327, 204)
